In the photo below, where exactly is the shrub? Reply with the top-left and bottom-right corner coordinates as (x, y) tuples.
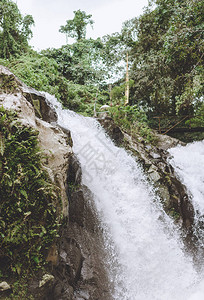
(0, 107), (60, 278)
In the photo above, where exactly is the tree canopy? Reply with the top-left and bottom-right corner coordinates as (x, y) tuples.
(59, 9), (94, 42)
(120, 0), (204, 116)
(0, 0), (34, 58)
(42, 38), (105, 85)
(0, 0), (203, 134)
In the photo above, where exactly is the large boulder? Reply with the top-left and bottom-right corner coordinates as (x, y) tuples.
(0, 65), (71, 218)
(0, 65), (57, 122)
(0, 65), (112, 299)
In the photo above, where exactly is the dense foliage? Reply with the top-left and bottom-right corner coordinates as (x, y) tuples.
(0, 1), (203, 295)
(59, 9), (94, 42)
(0, 0), (203, 131)
(0, 107), (60, 279)
(121, 0), (204, 118)
(1, 0), (203, 122)
(1, 51), (109, 115)
(0, 0), (34, 58)
(109, 105), (155, 143)
(42, 38), (105, 85)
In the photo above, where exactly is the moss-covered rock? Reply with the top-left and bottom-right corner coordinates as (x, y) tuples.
(0, 65), (111, 300)
(0, 65), (72, 298)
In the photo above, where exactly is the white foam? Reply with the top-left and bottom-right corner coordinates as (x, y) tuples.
(46, 93), (204, 300)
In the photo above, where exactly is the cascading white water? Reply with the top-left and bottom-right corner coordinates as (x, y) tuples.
(169, 141), (204, 215)
(168, 140), (204, 300)
(169, 140), (204, 258)
(45, 93), (204, 300)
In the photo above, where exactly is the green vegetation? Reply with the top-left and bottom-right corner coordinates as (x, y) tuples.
(0, 0), (34, 58)
(0, 107), (60, 281)
(59, 9), (94, 42)
(0, 0), (203, 133)
(109, 105), (155, 143)
(1, 51), (61, 95)
(41, 38), (106, 85)
(120, 0), (204, 120)
(0, 0), (203, 295)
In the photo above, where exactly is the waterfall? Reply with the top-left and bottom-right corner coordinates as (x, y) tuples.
(45, 93), (204, 300)
(169, 141), (204, 215)
(169, 141), (204, 260)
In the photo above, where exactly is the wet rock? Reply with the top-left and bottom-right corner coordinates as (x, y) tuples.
(98, 117), (124, 145)
(149, 152), (161, 159)
(75, 289), (90, 299)
(67, 154), (82, 186)
(168, 177), (194, 228)
(125, 133), (194, 229)
(58, 124), (73, 147)
(58, 237), (83, 284)
(50, 176), (112, 300)
(0, 281), (11, 291)
(152, 129), (185, 150)
(39, 274), (55, 288)
(0, 65), (72, 219)
(156, 184), (171, 207)
(0, 65), (57, 123)
(53, 283), (74, 300)
(99, 115), (195, 233)
(0, 65), (112, 300)
(0, 281), (11, 298)
(148, 166), (161, 182)
(22, 87), (57, 123)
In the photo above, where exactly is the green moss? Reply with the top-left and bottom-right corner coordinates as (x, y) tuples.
(0, 106), (61, 282)
(31, 99), (42, 118)
(164, 174), (172, 185)
(0, 74), (18, 94)
(109, 105), (157, 145)
(3, 278), (34, 300)
(169, 207), (181, 222)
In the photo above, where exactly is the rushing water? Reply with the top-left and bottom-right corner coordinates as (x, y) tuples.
(169, 141), (204, 215)
(169, 141), (204, 265)
(45, 93), (204, 300)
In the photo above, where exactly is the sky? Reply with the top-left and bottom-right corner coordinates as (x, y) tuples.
(15, 0), (149, 51)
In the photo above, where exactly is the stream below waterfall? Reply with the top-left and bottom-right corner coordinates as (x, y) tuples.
(45, 93), (204, 300)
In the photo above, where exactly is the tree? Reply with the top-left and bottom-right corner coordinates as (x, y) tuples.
(120, 0), (204, 116)
(59, 9), (94, 42)
(0, 0), (34, 58)
(42, 38), (106, 85)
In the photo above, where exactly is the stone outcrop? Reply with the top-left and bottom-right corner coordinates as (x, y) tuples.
(0, 65), (111, 300)
(0, 65), (71, 218)
(0, 65), (197, 299)
(49, 160), (112, 300)
(99, 116), (124, 146)
(28, 157), (112, 300)
(0, 281), (11, 299)
(98, 117), (195, 232)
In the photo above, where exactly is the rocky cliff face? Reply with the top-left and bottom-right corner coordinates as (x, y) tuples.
(0, 66), (111, 300)
(0, 65), (71, 219)
(99, 117), (195, 235)
(0, 65), (197, 299)
(29, 157), (112, 300)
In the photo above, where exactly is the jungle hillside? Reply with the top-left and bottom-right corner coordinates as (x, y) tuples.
(0, 0), (204, 141)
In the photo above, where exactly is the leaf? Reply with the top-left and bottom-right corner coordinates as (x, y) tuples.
(33, 256), (40, 264)
(0, 134), (5, 156)
(16, 264), (21, 275)
(24, 211), (31, 217)
(39, 226), (47, 237)
(20, 189), (28, 199)
(1, 114), (7, 122)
